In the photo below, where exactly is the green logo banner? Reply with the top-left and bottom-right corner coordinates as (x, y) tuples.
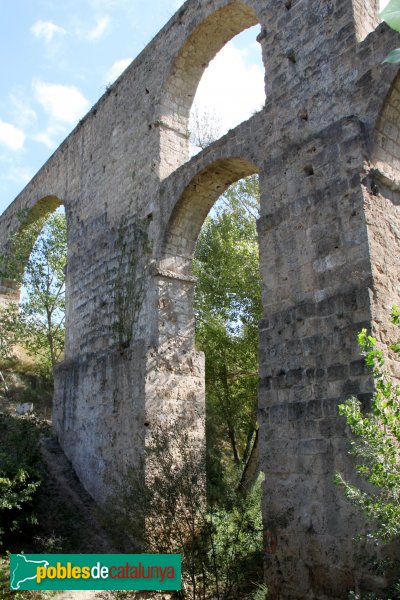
(10, 554), (181, 591)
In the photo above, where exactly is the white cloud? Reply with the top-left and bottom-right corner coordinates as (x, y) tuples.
(87, 16), (110, 40)
(0, 120), (25, 151)
(9, 95), (37, 129)
(33, 125), (68, 149)
(33, 80), (90, 124)
(105, 58), (132, 82)
(4, 164), (33, 184)
(31, 20), (66, 43)
(190, 41), (265, 139)
(0, 155), (33, 211)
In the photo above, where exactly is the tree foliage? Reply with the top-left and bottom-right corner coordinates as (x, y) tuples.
(335, 308), (400, 543)
(193, 175), (262, 498)
(381, 0), (400, 63)
(0, 210), (67, 377)
(109, 175), (265, 598)
(0, 414), (43, 549)
(110, 420), (264, 600)
(0, 209), (48, 285)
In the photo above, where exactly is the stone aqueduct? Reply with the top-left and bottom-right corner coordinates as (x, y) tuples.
(1, 0), (400, 597)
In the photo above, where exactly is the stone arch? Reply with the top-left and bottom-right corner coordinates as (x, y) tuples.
(0, 194), (69, 376)
(371, 71), (400, 189)
(366, 71), (400, 344)
(153, 156), (261, 526)
(0, 195), (64, 306)
(160, 156), (259, 276)
(156, 156), (259, 353)
(157, 1), (264, 176)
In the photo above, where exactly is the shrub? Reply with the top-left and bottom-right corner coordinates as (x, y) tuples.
(336, 309), (400, 597)
(107, 420), (264, 599)
(335, 321), (400, 543)
(0, 414), (42, 548)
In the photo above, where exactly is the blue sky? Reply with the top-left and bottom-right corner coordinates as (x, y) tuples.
(0, 0), (182, 213)
(0, 0), (389, 215)
(0, 0), (264, 214)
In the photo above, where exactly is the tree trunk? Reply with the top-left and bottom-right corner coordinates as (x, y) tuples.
(227, 424), (240, 463)
(237, 429), (259, 495)
(221, 361), (240, 463)
(0, 370), (8, 394)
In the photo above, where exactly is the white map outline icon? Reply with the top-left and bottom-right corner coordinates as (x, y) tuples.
(11, 554), (49, 590)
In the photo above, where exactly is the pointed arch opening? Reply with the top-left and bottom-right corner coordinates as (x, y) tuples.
(158, 2), (265, 177)
(0, 197), (68, 419)
(189, 23), (265, 155)
(372, 72), (400, 189)
(160, 157), (259, 277)
(366, 70), (400, 357)
(0, 196), (62, 287)
(156, 157), (264, 592)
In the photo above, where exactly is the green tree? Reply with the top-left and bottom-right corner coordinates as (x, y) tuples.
(0, 413), (43, 549)
(381, 0), (400, 63)
(107, 175), (265, 598)
(335, 312), (400, 544)
(193, 175), (262, 498)
(0, 307), (18, 394)
(335, 310), (400, 598)
(0, 210), (67, 377)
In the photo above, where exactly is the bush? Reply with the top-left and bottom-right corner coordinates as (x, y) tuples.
(0, 357), (54, 419)
(0, 414), (43, 549)
(107, 420), (264, 599)
(336, 309), (400, 596)
(335, 322), (400, 543)
(204, 476), (264, 599)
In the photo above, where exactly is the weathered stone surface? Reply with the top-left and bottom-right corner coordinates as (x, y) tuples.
(0, 0), (400, 597)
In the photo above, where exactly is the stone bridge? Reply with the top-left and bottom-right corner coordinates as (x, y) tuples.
(1, 0), (400, 597)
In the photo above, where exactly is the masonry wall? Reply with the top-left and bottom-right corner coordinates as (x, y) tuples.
(1, 0), (400, 598)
